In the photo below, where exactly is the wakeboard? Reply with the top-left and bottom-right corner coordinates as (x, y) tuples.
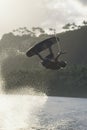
(26, 36), (59, 57)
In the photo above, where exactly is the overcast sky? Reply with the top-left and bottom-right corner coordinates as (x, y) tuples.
(0, 0), (87, 37)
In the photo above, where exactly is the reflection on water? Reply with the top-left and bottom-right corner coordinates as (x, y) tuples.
(0, 95), (87, 130)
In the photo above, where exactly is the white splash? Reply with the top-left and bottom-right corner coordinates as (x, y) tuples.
(16, 49), (25, 55)
(0, 76), (5, 94)
(0, 95), (48, 130)
(0, 57), (5, 94)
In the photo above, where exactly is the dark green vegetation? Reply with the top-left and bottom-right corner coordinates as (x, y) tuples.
(1, 25), (87, 97)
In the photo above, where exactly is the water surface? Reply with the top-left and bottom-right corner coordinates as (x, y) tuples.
(0, 95), (87, 130)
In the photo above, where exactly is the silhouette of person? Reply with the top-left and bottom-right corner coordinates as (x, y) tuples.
(36, 47), (67, 70)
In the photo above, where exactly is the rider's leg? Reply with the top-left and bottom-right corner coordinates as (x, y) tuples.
(48, 47), (54, 59)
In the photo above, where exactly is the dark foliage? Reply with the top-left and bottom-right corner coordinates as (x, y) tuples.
(1, 26), (87, 97)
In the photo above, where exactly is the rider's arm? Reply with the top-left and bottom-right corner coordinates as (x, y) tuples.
(55, 51), (66, 61)
(55, 52), (62, 61)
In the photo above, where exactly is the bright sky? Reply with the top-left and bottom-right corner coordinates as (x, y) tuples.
(0, 0), (87, 38)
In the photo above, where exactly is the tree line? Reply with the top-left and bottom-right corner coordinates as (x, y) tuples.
(12, 20), (87, 36)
